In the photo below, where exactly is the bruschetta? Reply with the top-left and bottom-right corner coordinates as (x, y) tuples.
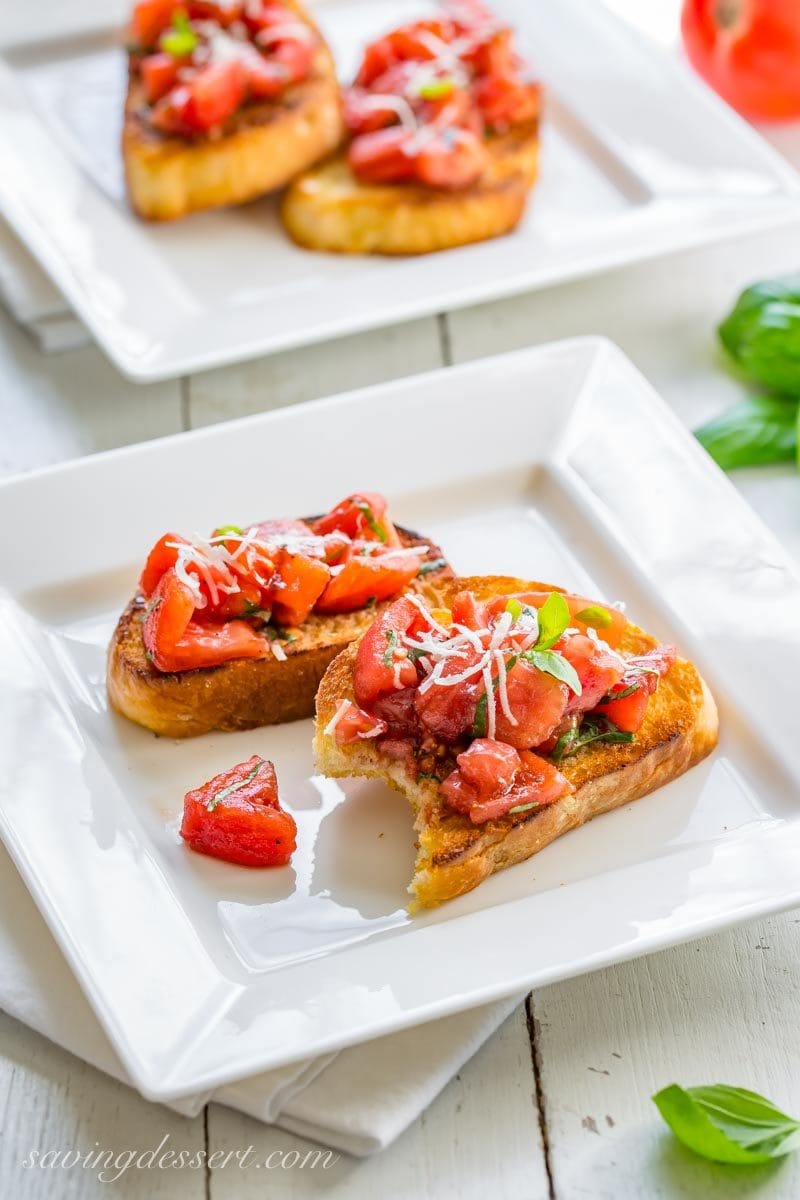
(107, 492), (452, 737)
(282, 1), (541, 255)
(314, 576), (719, 907)
(123, 0), (343, 220)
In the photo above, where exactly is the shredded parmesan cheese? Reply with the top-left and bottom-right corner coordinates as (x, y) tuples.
(323, 699), (351, 737)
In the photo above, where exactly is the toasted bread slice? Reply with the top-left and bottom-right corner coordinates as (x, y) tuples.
(123, 3), (343, 221)
(314, 575), (719, 908)
(107, 526), (451, 738)
(281, 120), (539, 255)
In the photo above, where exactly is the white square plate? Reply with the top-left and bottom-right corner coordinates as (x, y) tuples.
(1, 0), (798, 381)
(1, 337), (800, 1102)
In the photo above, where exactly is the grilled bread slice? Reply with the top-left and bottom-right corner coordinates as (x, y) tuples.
(281, 119), (539, 256)
(107, 527), (450, 738)
(314, 575), (719, 908)
(123, 2), (343, 221)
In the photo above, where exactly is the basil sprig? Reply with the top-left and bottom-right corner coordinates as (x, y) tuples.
(418, 557), (447, 576)
(524, 648), (581, 695)
(695, 394), (798, 470)
(574, 604), (613, 629)
(383, 629), (398, 668)
(653, 1084), (800, 1165)
(355, 499), (388, 543)
(552, 715), (633, 762)
(161, 10), (198, 58)
(533, 591), (570, 649)
(207, 759), (264, 812)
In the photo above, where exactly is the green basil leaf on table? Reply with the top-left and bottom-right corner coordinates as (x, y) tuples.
(719, 275), (800, 393)
(653, 1083), (800, 1165)
(694, 395), (798, 470)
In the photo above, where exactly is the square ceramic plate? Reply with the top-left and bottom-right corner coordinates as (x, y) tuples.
(1, 337), (800, 1102)
(0, 0), (799, 381)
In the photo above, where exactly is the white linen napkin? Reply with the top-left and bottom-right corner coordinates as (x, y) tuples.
(0, 838), (519, 1156)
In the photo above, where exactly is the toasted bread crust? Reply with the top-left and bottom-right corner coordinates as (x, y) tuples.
(281, 120), (539, 255)
(314, 575), (719, 907)
(107, 526), (451, 738)
(123, 3), (343, 221)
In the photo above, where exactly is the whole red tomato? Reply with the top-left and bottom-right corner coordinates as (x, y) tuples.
(681, 0), (800, 121)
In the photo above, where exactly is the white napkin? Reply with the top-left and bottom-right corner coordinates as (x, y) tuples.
(0, 838), (519, 1156)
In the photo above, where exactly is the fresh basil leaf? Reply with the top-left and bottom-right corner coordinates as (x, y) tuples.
(383, 629), (398, 668)
(653, 1083), (800, 1165)
(355, 499), (388, 542)
(162, 10), (198, 58)
(214, 524), (243, 538)
(505, 598), (523, 621)
(418, 557), (447, 576)
(524, 648), (582, 695)
(694, 395), (798, 470)
(718, 275), (800, 393)
(508, 801), (540, 815)
(551, 715), (634, 762)
(472, 693), (487, 737)
(418, 77), (456, 100)
(600, 680), (642, 702)
(535, 592), (570, 649)
(574, 604), (613, 629)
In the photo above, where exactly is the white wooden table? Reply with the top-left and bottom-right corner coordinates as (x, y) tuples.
(2, 221), (800, 1199)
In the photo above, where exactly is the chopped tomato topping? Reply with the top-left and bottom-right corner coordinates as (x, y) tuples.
(152, 59), (247, 135)
(556, 634), (625, 714)
(355, 21), (456, 87)
(271, 552), (330, 626)
(312, 492), (399, 545)
(353, 597), (421, 706)
(316, 549), (421, 614)
(131, 0), (177, 49)
(441, 741), (571, 824)
(141, 52), (182, 104)
(473, 73), (541, 130)
(486, 591), (628, 649)
(593, 646), (676, 733)
(140, 531), (185, 596)
(414, 642), (485, 742)
(143, 570), (268, 672)
(492, 659), (570, 749)
(331, 701), (388, 745)
(450, 590), (489, 630)
(180, 755), (296, 867)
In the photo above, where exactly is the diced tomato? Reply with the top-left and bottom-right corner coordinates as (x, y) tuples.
(415, 128), (487, 189)
(450, 590), (489, 630)
(414, 643), (485, 742)
(271, 552), (330, 626)
(348, 127), (419, 184)
(461, 27), (516, 76)
(493, 658), (570, 749)
(557, 633), (625, 715)
(243, 2), (297, 33)
(143, 570), (268, 672)
(344, 86), (405, 134)
(211, 577), (264, 622)
(312, 492), (397, 543)
(593, 645), (676, 733)
(473, 74), (541, 130)
(131, 0), (177, 49)
(141, 52), (182, 104)
(441, 743), (571, 824)
(246, 56), (291, 100)
(457, 738), (521, 795)
(331, 701), (388, 745)
(248, 517), (314, 541)
(180, 755), (296, 867)
(355, 20), (456, 87)
(187, 1), (243, 24)
(353, 597), (420, 707)
(315, 549), (420, 614)
(152, 59), (246, 134)
(140, 531), (185, 596)
(370, 686), (419, 738)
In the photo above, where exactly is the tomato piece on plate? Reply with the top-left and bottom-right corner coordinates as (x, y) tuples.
(315, 549), (420, 614)
(329, 700), (388, 745)
(353, 596), (420, 707)
(311, 492), (396, 544)
(140, 531), (186, 596)
(131, 0), (177, 48)
(141, 52), (182, 103)
(271, 552), (330, 626)
(180, 755), (297, 867)
(143, 570), (268, 671)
